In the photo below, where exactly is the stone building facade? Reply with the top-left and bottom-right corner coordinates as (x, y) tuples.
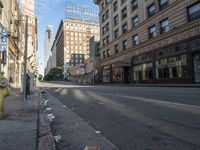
(55, 19), (99, 78)
(94, 0), (200, 84)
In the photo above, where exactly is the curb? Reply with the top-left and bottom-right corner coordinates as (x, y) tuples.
(43, 81), (200, 88)
(100, 84), (200, 88)
(37, 90), (56, 150)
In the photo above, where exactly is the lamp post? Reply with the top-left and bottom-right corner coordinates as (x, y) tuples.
(23, 15), (28, 100)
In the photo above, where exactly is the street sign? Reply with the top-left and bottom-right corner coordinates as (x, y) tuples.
(0, 29), (8, 52)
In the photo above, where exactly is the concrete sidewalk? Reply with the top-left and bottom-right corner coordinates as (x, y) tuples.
(0, 88), (38, 150)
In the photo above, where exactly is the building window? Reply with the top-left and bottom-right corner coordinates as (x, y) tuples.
(106, 23), (109, 32)
(121, 7), (127, 19)
(107, 49), (110, 57)
(188, 2), (200, 22)
(102, 24), (109, 35)
(122, 40), (128, 50)
(102, 14), (105, 23)
(113, 1), (118, 12)
(114, 15), (119, 26)
(122, 23), (128, 33)
(103, 51), (106, 59)
(131, 0), (138, 11)
(156, 55), (187, 79)
(114, 44), (119, 54)
(102, 26), (106, 34)
(148, 3), (156, 17)
(105, 0), (109, 5)
(133, 63), (153, 81)
(114, 29), (119, 39)
(159, 0), (168, 10)
(112, 67), (123, 82)
(160, 18), (169, 34)
(106, 35), (110, 44)
(103, 66), (111, 82)
(106, 10), (109, 19)
(149, 25), (156, 39)
(101, 2), (105, 10)
(0, 2), (3, 21)
(103, 38), (106, 46)
(121, 0), (126, 5)
(132, 16), (139, 28)
(132, 34), (139, 45)
(194, 52), (200, 82)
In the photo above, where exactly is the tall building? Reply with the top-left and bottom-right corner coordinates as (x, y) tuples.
(47, 41), (57, 72)
(94, 0), (200, 84)
(44, 25), (54, 75)
(0, 0), (38, 89)
(21, 0), (38, 90)
(22, 16), (38, 74)
(55, 19), (100, 78)
(89, 35), (100, 58)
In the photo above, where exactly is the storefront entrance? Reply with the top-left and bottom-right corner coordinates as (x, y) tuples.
(194, 53), (200, 83)
(111, 60), (131, 84)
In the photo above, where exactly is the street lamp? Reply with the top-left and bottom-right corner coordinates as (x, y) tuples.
(23, 15), (29, 100)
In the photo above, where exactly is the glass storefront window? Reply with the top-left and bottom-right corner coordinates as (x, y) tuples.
(194, 53), (200, 82)
(156, 54), (187, 79)
(133, 62), (153, 81)
(112, 67), (123, 82)
(103, 66), (110, 83)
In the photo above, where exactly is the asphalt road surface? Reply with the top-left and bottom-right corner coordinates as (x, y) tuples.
(41, 82), (200, 150)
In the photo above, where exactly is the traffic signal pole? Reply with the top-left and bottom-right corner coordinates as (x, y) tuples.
(23, 16), (28, 100)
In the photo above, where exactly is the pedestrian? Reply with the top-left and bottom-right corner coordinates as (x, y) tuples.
(26, 74), (30, 96)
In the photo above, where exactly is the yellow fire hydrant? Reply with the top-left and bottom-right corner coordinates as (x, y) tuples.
(0, 72), (10, 118)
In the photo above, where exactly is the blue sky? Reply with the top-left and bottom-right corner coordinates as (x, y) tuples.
(35, 0), (98, 75)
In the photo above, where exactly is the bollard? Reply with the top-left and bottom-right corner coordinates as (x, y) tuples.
(0, 72), (10, 118)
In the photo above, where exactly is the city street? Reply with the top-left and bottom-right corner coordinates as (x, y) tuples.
(40, 82), (200, 150)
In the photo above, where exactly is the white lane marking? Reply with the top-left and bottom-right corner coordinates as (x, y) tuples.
(95, 131), (101, 134)
(97, 92), (200, 114)
(46, 107), (52, 111)
(98, 102), (104, 105)
(54, 135), (62, 143)
(44, 100), (48, 106)
(47, 113), (55, 122)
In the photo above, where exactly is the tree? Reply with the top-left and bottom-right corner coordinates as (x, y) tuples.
(43, 68), (63, 81)
(38, 74), (43, 81)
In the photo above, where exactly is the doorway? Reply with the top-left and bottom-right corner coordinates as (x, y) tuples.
(124, 67), (130, 84)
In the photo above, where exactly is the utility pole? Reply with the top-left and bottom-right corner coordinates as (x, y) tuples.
(23, 16), (28, 100)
